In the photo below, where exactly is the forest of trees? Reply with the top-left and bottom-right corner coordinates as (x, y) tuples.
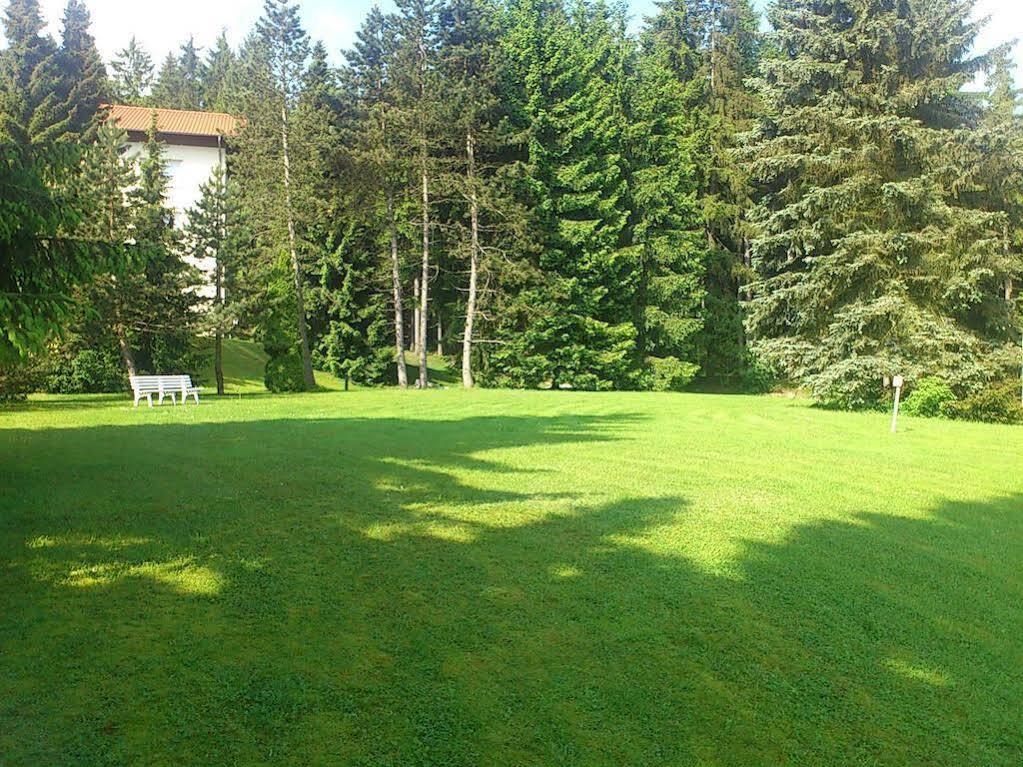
(1, 0), (1021, 414)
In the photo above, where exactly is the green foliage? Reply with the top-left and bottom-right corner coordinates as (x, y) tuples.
(46, 347), (124, 393)
(747, 0), (1017, 410)
(944, 381), (1023, 425)
(109, 37), (153, 104)
(263, 348), (306, 392)
(903, 377), (956, 419)
(643, 355), (700, 392)
(0, 143), (122, 363)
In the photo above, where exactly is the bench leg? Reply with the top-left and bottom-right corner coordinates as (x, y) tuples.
(134, 394), (140, 408)
(147, 394), (153, 408)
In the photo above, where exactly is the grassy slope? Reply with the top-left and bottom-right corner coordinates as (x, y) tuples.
(1, 390), (1021, 766)
(202, 338), (457, 393)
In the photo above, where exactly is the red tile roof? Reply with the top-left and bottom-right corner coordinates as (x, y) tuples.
(105, 104), (239, 138)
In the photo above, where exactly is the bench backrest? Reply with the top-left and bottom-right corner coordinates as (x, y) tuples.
(130, 375), (193, 393)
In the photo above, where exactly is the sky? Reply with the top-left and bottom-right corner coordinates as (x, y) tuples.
(6, 0), (1022, 84)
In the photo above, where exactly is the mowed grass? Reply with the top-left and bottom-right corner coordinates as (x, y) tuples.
(2, 385), (1022, 765)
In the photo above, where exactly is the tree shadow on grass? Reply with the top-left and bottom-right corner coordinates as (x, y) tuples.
(1, 411), (1021, 766)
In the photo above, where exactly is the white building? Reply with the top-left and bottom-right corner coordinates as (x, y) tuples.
(106, 104), (239, 295)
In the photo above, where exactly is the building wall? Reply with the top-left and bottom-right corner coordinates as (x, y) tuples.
(125, 140), (225, 298)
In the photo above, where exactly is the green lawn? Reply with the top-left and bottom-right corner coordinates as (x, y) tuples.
(2, 387), (1021, 765)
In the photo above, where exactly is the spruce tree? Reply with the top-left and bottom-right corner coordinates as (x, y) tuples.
(58, 0), (108, 139)
(748, 0), (1017, 407)
(630, 3), (708, 390)
(151, 52), (183, 107)
(437, 0), (512, 388)
(202, 32), (236, 111)
(185, 166), (240, 395)
(393, 0), (442, 388)
(232, 0), (316, 389)
(110, 37), (154, 104)
(492, 0), (637, 390)
(343, 6), (411, 387)
(0, 0), (71, 145)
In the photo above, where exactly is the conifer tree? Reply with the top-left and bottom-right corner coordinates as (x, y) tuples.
(492, 0), (637, 390)
(343, 6), (411, 387)
(202, 32), (236, 111)
(0, 0), (71, 145)
(393, 0), (442, 388)
(232, 0), (316, 389)
(110, 37), (154, 104)
(630, 3), (708, 389)
(58, 0), (108, 138)
(748, 0), (1017, 407)
(185, 166), (240, 395)
(437, 0), (517, 388)
(151, 53), (182, 107)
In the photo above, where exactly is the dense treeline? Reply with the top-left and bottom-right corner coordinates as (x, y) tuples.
(1, 0), (1021, 413)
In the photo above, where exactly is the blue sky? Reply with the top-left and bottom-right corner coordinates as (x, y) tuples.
(10, 0), (1022, 84)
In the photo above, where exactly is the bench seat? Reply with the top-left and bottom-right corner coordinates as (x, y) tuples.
(129, 375), (203, 407)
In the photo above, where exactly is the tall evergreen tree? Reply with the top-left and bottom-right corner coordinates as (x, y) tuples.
(58, 0), (108, 138)
(202, 31), (236, 111)
(185, 166), (241, 395)
(110, 37), (154, 104)
(343, 6), (411, 388)
(748, 0), (1017, 407)
(232, 0), (316, 389)
(0, 0), (71, 145)
(630, 3), (708, 390)
(437, 0), (508, 387)
(491, 0), (637, 390)
(393, 0), (442, 388)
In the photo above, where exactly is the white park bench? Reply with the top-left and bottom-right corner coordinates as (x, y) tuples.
(129, 375), (203, 407)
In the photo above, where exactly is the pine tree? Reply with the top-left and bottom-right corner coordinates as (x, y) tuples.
(152, 38), (205, 110)
(630, 3), (708, 390)
(58, 0), (108, 139)
(110, 37), (154, 104)
(343, 6), (411, 388)
(152, 52), (183, 107)
(437, 0), (510, 388)
(0, 0), (72, 145)
(232, 0), (316, 389)
(202, 32), (236, 111)
(185, 165), (240, 395)
(393, 0), (442, 388)
(748, 0), (1017, 407)
(491, 0), (637, 390)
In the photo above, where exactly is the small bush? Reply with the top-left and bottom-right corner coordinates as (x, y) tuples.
(943, 381), (1023, 425)
(645, 356), (700, 392)
(265, 350), (306, 393)
(46, 348), (125, 394)
(903, 377), (956, 418)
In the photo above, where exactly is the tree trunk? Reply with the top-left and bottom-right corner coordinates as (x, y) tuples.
(281, 102), (315, 390)
(388, 192), (408, 389)
(417, 32), (430, 390)
(413, 276), (421, 355)
(462, 129), (480, 389)
(418, 157), (430, 389)
(214, 258), (225, 395)
(116, 322), (136, 378)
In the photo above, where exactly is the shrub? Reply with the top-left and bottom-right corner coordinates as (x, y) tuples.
(0, 360), (46, 402)
(903, 377), (956, 418)
(943, 381), (1023, 425)
(265, 350), (306, 393)
(645, 356), (699, 392)
(46, 348), (125, 393)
